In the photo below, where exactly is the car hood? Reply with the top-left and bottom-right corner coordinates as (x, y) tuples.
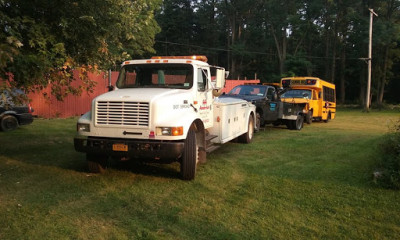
(281, 98), (309, 104)
(220, 94), (264, 102)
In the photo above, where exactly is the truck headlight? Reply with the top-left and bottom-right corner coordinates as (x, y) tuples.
(77, 123), (90, 132)
(156, 127), (183, 136)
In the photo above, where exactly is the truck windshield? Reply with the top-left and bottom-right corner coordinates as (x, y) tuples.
(116, 64), (194, 89)
(281, 89), (312, 99)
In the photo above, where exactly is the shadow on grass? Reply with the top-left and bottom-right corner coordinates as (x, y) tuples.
(111, 160), (181, 180)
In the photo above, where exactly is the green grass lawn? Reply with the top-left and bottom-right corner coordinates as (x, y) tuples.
(1, 109), (399, 239)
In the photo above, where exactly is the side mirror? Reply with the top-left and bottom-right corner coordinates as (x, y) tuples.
(107, 85), (115, 91)
(225, 71), (230, 78)
(214, 68), (226, 89)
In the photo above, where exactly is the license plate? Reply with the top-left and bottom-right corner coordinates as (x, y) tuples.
(113, 143), (128, 152)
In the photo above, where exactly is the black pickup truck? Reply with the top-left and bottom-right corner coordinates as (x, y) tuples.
(0, 89), (34, 131)
(220, 84), (306, 130)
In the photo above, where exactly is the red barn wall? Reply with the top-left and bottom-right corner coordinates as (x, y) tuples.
(27, 71), (260, 118)
(28, 71), (118, 118)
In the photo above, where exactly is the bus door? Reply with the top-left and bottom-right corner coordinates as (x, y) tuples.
(311, 89), (320, 118)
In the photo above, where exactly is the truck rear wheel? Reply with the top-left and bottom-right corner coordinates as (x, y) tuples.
(239, 115), (254, 144)
(180, 128), (198, 180)
(305, 111), (313, 124)
(255, 112), (261, 132)
(87, 154), (108, 173)
(324, 112), (331, 123)
(1, 115), (19, 132)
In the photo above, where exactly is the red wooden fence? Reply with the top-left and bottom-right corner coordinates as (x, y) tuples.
(27, 71), (260, 118)
(28, 71), (118, 118)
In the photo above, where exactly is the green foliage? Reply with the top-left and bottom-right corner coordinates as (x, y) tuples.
(155, 0), (400, 103)
(0, 0), (161, 100)
(374, 118), (400, 189)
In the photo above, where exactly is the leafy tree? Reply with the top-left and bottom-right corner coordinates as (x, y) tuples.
(0, 0), (161, 100)
(155, 0), (195, 56)
(153, 0), (400, 106)
(372, 0), (400, 106)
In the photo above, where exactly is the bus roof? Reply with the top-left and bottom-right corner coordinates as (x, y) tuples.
(280, 77), (335, 89)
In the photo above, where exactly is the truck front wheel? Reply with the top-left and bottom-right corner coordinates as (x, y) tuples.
(180, 128), (198, 180)
(87, 153), (108, 173)
(239, 115), (254, 144)
(289, 115), (304, 130)
(288, 114), (304, 130)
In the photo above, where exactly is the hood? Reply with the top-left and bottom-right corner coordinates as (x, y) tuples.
(281, 98), (309, 104)
(94, 88), (188, 103)
(221, 94), (265, 102)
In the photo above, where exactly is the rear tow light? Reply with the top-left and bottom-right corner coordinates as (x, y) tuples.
(28, 104), (34, 113)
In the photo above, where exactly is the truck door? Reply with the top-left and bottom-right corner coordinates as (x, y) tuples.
(196, 67), (213, 129)
(264, 87), (279, 122)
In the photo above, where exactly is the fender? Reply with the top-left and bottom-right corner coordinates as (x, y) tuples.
(154, 109), (200, 139)
(0, 110), (17, 118)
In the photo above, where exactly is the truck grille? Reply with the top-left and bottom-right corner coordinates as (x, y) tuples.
(95, 101), (149, 127)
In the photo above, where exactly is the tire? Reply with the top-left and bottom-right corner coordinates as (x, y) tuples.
(255, 112), (261, 132)
(289, 114), (304, 130)
(305, 111), (313, 124)
(87, 153), (108, 173)
(239, 115), (254, 144)
(324, 112), (331, 123)
(0, 115), (19, 132)
(180, 127), (199, 180)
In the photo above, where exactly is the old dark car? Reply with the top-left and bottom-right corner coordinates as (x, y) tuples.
(0, 89), (34, 131)
(220, 84), (306, 130)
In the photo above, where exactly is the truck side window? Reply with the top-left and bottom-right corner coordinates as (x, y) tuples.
(266, 87), (275, 100)
(197, 69), (207, 92)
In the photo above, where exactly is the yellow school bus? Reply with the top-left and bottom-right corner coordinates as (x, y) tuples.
(280, 77), (336, 123)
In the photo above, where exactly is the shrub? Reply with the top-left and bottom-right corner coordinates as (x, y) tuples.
(373, 119), (400, 189)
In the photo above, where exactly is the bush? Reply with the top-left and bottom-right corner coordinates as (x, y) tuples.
(373, 119), (400, 189)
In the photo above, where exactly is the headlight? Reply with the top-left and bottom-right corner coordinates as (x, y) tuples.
(156, 127), (183, 136)
(77, 123), (90, 132)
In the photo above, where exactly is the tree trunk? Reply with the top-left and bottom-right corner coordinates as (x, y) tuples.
(270, 24), (287, 75)
(324, 33), (331, 80)
(359, 66), (366, 107)
(339, 47), (346, 104)
(330, 34), (337, 83)
(377, 41), (390, 106)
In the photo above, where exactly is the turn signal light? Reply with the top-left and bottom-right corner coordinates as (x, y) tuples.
(282, 80), (290, 87)
(172, 127), (184, 136)
(306, 79), (317, 85)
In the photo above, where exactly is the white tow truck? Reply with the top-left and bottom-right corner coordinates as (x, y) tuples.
(74, 55), (256, 180)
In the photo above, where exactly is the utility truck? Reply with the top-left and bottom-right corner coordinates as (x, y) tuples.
(74, 56), (256, 180)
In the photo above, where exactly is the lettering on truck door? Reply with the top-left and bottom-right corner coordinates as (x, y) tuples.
(197, 68), (213, 129)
